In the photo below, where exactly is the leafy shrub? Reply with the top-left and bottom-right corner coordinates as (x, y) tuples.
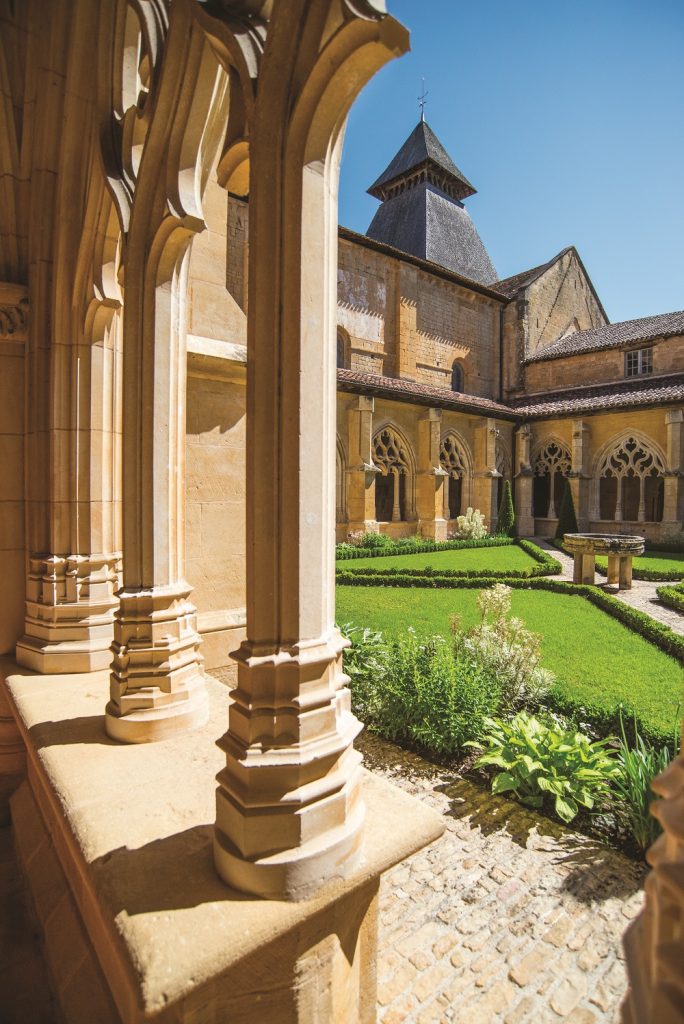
(338, 623), (501, 754)
(356, 531), (393, 550)
(555, 480), (578, 539)
(452, 507), (487, 540)
(469, 712), (620, 823)
(453, 584), (554, 712)
(497, 480), (516, 538)
(612, 711), (678, 853)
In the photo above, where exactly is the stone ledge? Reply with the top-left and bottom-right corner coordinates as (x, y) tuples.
(5, 661), (444, 1022)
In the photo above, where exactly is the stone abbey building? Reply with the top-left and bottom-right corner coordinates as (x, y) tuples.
(0, 2), (681, 1022)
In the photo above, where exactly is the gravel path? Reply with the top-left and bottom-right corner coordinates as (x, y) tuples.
(534, 537), (684, 635)
(365, 733), (644, 1024)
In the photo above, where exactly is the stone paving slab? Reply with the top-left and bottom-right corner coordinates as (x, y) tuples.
(363, 733), (645, 1024)
(534, 537), (684, 635)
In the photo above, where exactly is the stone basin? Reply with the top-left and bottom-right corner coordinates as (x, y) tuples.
(563, 532), (645, 589)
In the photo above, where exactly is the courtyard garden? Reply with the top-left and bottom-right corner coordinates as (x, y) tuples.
(336, 527), (683, 856)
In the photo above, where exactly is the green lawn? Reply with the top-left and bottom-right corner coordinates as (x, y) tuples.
(336, 545), (540, 572)
(595, 551), (684, 577)
(336, 584), (683, 739)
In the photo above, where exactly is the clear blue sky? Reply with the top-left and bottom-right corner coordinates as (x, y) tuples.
(339, 0), (684, 324)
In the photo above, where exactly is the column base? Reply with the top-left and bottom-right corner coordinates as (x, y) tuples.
(106, 582), (208, 744)
(418, 518), (447, 542)
(214, 633), (366, 900)
(16, 553), (120, 674)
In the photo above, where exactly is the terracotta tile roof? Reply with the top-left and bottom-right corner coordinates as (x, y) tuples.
(528, 310), (684, 362)
(514, 374), (684, 419)
(337, 369), (517, 420)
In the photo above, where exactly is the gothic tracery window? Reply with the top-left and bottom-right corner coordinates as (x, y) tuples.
(533, 440), (572, 519)
(440, 433), (470, 520)
(373, 427), (410, 522)
(597, 435), (664, 523)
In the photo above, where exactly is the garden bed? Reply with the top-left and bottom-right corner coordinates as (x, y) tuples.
(337, 582), (683, 745)
(337, 539), (561, 579)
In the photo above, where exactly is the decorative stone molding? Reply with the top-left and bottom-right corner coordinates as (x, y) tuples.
(15, 553), (120, 673)
(0, 284), (28, 341)
(107, 582), (209, 743)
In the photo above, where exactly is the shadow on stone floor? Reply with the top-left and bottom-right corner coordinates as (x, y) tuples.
(553, 837), (646, 903)
(437, 775), (566, 850)
(27, 714), (116, 750)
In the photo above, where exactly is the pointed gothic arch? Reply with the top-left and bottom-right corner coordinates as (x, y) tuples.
(336, 434), (347, 524)
(593, 432), (666, 523)
(532, 437), (572, 519)
(373, 423), (416, 523)
(439, 430), (472, 520)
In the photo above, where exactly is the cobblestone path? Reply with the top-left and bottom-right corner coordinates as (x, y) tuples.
(364, 733), (645, 1024)
(534, 537), (683, 635)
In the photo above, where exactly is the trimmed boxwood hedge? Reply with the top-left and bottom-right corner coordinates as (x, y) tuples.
(336, 539), (562, 580)
(657, 581), (684, 613)
(335, 535), (514, 560)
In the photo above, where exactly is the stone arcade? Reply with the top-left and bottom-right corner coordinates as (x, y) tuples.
(0, 1), (682, 1021)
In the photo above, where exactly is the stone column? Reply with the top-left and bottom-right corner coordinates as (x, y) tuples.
(213, 8), (409, 900)
(623, 754), (684, 1022)
(568, 419), (591, 531)
(345, 395), (379, 535)
(662, 409), (684, 530)
(106, 235), (208, 743)
(13, 9), (122, 676)
(472, 420), (499, 532)
(416, 408), (447, 541)
(514, 424), (534, 537)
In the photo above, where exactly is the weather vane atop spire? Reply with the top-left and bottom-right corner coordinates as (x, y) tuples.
(418, 77), (428, 122)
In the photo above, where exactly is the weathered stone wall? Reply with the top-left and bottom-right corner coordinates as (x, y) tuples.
(337, 237), (502, 397)
(188, 181), (247, 346)
(524, 250), (607, 359)
(525, 335), (684, 394)
(184, 183), (248, 672)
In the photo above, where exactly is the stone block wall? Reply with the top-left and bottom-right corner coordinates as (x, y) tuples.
(337, 237), (501, 397)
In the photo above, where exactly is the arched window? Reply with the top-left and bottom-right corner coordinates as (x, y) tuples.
(596, 435), (665, 523)
(373, 426), (411, 522)
(336, 328), (350, 369)
(451, 361), (464, 392)
(440, 433), (471, 520)
(533, 440), (572, 519)
(336, 437), (346, 524)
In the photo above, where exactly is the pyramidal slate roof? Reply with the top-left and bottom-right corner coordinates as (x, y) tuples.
(368, 120), (476, 202)
(528, 310), (684, 362)
(365, 120), (497, 286)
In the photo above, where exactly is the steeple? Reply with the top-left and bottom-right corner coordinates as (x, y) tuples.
(365, 120), (497, 285)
